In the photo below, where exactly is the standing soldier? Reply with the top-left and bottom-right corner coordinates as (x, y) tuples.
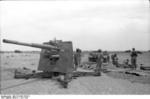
(104, 51), (109, 63)
(107, 55), (110, 63)
(114, 54), (119, 67)
(111, 54), (114, 63)
(111, 53), (119, 67)
(74, 48), (82, 71)
(130, 48), (138, 69)
(103, 51), (107, 63)
(95, 49), (103, 76)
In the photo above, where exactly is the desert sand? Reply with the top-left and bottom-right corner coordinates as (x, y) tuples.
(1, 52), (150, 94)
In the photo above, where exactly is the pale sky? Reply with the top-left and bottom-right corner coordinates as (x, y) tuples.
(0, 0), (150, 51)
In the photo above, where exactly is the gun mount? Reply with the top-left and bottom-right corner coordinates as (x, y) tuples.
(3, 39), (74, 88)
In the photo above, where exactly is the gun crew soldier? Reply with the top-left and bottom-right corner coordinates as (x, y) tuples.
(95, 49), (103, 76)
(74, 48), (82, 71)
(130, 48), (138, 69)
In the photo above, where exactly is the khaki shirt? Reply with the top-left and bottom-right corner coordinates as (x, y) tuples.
(97, 53), (103, 66)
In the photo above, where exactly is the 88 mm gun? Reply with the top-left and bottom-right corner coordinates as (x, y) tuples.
(3, 39), (74, 88)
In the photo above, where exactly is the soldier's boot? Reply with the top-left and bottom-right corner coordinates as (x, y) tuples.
(63, 81), (68, 88)
(62, 73), (72, 88)
(94, 70), (101, 76)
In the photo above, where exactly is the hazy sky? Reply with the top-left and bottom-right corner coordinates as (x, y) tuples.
(1, 0), (150, 51)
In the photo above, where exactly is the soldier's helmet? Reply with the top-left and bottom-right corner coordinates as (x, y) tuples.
(76, 48), (82, 53)
(97, 49), (102, 53)
(132, 48), (135, 51)
(76, 48), (80, 52)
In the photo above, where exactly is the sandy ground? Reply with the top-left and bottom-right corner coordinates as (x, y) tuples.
(1, 52), (150, 94)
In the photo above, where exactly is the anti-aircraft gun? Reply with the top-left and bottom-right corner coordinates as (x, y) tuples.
(3, 39), (74, 88)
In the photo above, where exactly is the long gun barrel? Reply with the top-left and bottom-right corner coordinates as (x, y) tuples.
(3, 39), (59, 50)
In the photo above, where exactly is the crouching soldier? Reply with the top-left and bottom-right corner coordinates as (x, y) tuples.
(123, 59), (130, 68)
(95, 49), (103, 76)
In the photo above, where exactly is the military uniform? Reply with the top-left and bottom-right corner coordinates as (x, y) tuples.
(74, 49), (81, 71)
(111, 54), (119, 67)
(114, 55), (119, 67)
(95, 53), (103, 76)
(131, 50), (138, 69)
